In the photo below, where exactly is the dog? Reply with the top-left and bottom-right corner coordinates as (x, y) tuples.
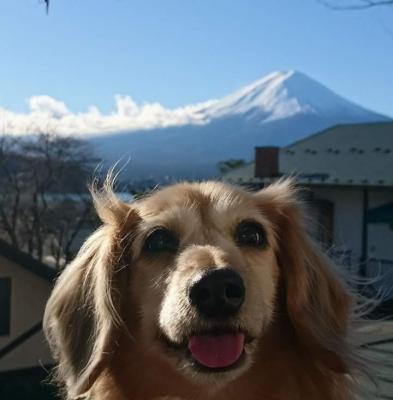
(44, 179), (366, 400)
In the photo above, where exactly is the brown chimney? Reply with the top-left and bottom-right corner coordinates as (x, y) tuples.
(254, 147), (279, 178)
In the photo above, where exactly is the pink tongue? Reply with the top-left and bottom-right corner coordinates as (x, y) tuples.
(188, 333), (245, 368)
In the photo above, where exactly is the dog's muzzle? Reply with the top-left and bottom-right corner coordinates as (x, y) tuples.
(186, 268), (246, 369)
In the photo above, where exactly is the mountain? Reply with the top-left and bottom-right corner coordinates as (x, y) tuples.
(90, 70), (389, 181)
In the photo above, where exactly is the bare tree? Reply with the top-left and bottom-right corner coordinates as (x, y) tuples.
(0, 132), (98, 268)
(318, 0), (393, 10)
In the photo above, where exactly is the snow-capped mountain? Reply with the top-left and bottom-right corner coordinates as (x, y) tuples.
(91, 70), (388, 181)
(197, 70), (378, 121)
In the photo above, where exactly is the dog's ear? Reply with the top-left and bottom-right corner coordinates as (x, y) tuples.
(255, 180), (351, 373)
(44, 188), (139, 398)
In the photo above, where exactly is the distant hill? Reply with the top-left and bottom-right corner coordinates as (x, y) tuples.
(90, 71), (389, 181)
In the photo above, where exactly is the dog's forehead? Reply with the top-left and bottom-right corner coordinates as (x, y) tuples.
(135, 181), (254, 219)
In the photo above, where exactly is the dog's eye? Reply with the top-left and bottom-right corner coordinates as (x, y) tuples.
(235, 220), (267, 248)
(143, 228), (179, 253)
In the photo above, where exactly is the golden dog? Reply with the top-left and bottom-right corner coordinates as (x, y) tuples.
(44, 179), (365, 400)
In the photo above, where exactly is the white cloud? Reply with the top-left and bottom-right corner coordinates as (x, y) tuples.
(29, 96), (69, 118)
(0, 95), (217, 137)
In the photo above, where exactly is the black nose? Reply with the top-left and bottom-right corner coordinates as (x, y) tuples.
(189, 268), (245, 318)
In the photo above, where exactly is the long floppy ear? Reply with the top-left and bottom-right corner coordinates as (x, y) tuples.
(255, 179), (351, 373)
(43, 187), (139, 398)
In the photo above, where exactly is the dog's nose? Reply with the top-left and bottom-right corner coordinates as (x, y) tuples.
(189, 268), (245, 318)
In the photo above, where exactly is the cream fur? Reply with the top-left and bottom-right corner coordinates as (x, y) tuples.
(44, 179), (368, 400)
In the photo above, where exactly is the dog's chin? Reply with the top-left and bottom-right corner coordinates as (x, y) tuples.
(157, 327), (256, 387)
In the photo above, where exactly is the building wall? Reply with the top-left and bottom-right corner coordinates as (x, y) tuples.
(368, 223), (393, 260)
(309, 186), (393, 261)
(0, 256), (53, 371)
(368, 190), (393, 261)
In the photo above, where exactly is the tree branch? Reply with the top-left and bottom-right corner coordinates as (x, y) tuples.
(0, 205), (20, 248)
(318, 0), (393, 10)
(63, 201), (92, 265)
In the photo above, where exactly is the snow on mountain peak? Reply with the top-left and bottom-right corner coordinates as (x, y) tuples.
(198, 70), (376, 123)
(197, 70), (306, 121)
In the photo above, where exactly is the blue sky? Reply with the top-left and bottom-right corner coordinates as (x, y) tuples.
(0, 0), (392, 120)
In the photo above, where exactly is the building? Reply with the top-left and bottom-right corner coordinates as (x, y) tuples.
(0, 239), (55, 399)
(222, 122), (393, 289)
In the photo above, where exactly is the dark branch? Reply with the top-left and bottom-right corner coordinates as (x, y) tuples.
(318, 0), (393, 10)
(40, 0), (50, 14)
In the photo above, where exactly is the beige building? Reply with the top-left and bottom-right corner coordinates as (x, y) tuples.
(222, 122), (393, 293)
(0, 239), (55, 373)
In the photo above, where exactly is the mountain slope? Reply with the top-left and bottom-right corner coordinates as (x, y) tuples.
(90, 71), (388, 181)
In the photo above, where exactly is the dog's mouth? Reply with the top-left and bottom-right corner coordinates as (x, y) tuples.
(158, 328), (253, 372)
(188, 332), (245, 369)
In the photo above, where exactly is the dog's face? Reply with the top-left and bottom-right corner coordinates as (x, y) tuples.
(128, 182), (279, 383)
(44, 180), (351, 399)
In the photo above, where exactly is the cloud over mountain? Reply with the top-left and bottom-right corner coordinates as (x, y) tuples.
(0, 94), (216, 136)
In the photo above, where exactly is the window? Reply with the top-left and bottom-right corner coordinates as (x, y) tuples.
(0, 278), (11, 336)
(310, 199), (335, 249)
